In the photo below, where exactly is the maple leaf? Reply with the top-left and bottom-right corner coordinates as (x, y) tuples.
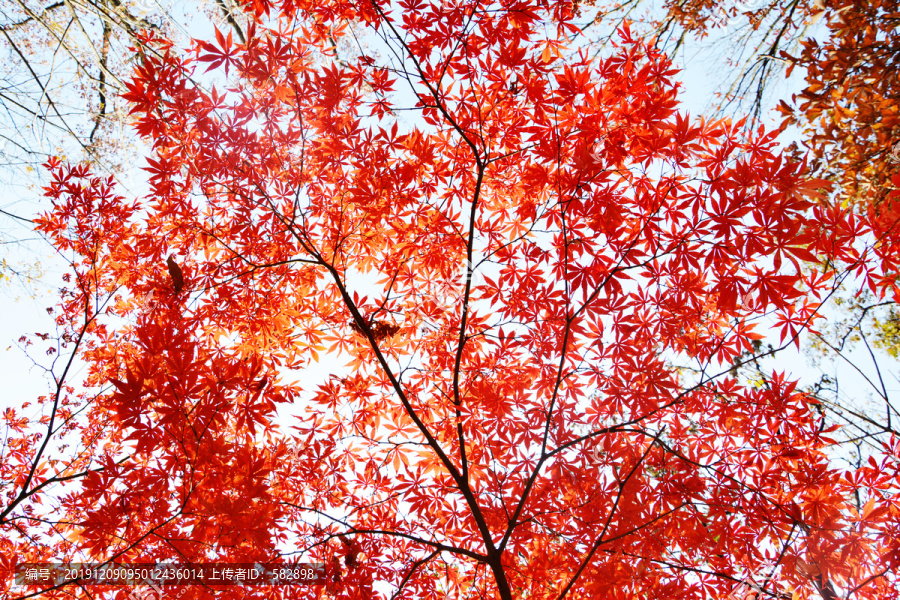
(197, 28), (239, 74)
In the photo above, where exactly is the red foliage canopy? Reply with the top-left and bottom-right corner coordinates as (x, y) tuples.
(3, 1), (899, 599)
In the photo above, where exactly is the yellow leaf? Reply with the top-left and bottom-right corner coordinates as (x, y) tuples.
(541, 44), (553, 64)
